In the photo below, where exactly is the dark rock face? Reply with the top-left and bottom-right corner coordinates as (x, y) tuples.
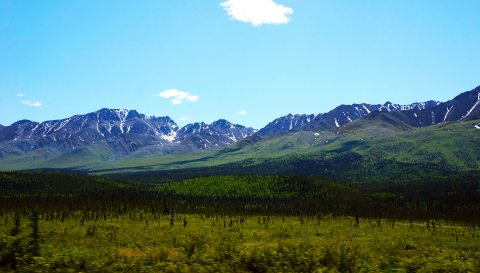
(0, 109), (256, 159)
(0, 109), (179, 144)
(436, 85), (480, 122)
(177, 119), (256, 150)
(371, 86), (480, 128)
(257, 85), (480, 135)
(378, 100), (441, 112)
(300, 100), (447, 132)
(256, 114), (318, 136)
(176, 122), (210, 141)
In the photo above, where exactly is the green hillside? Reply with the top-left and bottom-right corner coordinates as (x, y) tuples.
(2, 109), (480, 184)
(98, 118), (480, 183)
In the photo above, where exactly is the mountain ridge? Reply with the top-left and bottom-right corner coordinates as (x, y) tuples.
(0, 108), (256, 164)
(1, 85), (479, 172)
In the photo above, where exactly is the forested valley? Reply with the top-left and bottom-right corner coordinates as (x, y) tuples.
(1, 171), (480, 272)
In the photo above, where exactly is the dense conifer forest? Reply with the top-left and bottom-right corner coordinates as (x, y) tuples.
(1, 171), (480, 271)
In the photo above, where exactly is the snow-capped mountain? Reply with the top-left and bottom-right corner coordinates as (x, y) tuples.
(256, 114), (319, 136)
(258, 101), (441, 135)
(378, 101), (441, 112)
(305, 100), (440, 131)
(0, 109), (256, 158)
(1, 85), (479, 168)
(0, 109), (178, 143)
(301, 87), (479, 132)
(256, 86), (480, 136)
(389, 86), (480, 127)
(176, 119), (256, 151)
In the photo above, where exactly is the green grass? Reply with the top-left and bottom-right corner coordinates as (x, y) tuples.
(2, 213), (479, 272)
(0, 142), (120, 171)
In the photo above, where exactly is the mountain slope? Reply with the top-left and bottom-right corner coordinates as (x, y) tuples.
(300, 86), (480, 133)
(299, 100), (442, 133)
(178, 119), (256, 150)
(1, 85), (479, 174)
(256, 114), (319, 136)
(91, 119), (480, 183)
(82, 85), (480, 179)
(0, 109), (256, 169)
(0, 108), (178, 147)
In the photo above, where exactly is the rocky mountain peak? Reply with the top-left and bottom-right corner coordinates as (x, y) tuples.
(12, 119), (34, 126)
(211, 119), (230, 127)
(125, 110), (145, 120)
(256, 114), (318, 136)
(0, 108), (256, 162)
(211, 119), (245, 129)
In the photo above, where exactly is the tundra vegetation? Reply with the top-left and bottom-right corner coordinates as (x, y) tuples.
(1, 171), (480, 272)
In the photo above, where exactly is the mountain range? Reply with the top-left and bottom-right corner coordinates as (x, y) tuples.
(1, 85), (479, 177)
(0, 109), (255, 160)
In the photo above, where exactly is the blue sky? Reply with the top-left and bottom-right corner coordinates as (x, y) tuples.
(1, 0), (479, 129)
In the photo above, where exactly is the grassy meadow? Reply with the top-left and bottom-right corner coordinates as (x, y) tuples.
(2, 212), (480, 272)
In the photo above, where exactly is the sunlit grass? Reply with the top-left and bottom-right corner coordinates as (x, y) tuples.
(2, 212), (479, 272)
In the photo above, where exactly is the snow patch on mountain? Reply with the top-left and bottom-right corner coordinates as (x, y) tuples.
(460, 93), (480, 120)
(362, 105), (371, 114)
(443, 106), (453, 123)
(161, 132), (177, 142)
(54, 118), (71, 132)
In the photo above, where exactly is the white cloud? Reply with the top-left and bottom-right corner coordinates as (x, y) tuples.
(155, 89), (189, 99)
(187, 95), (199, 102)
(221, 0), (293, 26)
(17, 93), (24, 97)
(21, 101), (41, 107)
(237, 110), (247, 115)
(180, 117), (188, 120)
(153, 89), (199, 105)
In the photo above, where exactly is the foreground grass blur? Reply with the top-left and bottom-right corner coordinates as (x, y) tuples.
(1, 212), (479, 272)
